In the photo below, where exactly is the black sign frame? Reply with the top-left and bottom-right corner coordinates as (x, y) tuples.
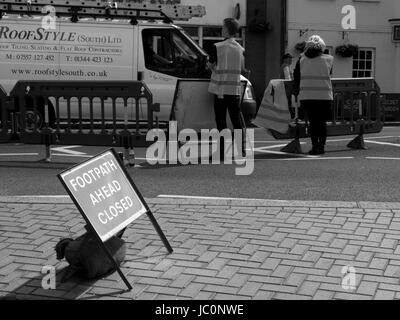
(57, 148), (173, 291)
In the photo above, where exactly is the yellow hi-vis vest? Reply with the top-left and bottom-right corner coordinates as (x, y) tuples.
(208, 38), (244, 97)
(299, 54), (334, 101)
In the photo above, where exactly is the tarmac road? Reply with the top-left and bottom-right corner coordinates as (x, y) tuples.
(0, 127), (399, 202)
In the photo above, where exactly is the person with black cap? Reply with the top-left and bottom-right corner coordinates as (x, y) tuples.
(280, 53), (293, 80)
(294, 35), (334, 155)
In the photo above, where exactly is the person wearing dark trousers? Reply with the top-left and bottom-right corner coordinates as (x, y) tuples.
(301, 100), (330, 151)
(294, 35), (333, 155)
(208, 18), (249, 160)
(213, 95), (242, 131)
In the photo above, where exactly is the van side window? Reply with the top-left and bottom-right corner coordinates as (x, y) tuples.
(142, 29), (204, 78)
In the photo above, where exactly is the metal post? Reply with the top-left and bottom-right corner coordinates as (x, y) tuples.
(112, 148), (173, 254)
(118, 152), (124, 162)
(294, 95), (299, 120)
(281, 95), (303, 154)
(239, 112), (247, 158)
(44, 139), (51, 162)
(44, 100), (51, 163)
(123, 142), (130, 167)
(123, 100), (130, 167)
(44, 100), (49, 126)
(128, 147), (135, 167)
(347, 94), (367, 150)
(99, 239), (132, 291)
(146, 211), (173, 254)
(10, 112), (16, 138)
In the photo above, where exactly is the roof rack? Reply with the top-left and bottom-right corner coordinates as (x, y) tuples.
(0, 0), (206, 23)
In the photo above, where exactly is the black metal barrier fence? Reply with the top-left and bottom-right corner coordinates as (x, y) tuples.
(0, 85), (11, 143)
(0, 78), (385, 160)
(271, 78), (383, 143)
(2, 81), (160, 163)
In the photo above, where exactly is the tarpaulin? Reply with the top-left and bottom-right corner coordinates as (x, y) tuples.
(254, 79), (292, 134)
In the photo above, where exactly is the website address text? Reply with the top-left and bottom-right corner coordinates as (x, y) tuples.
(11, 67), (109, 78)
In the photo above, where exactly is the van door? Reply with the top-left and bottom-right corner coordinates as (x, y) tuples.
(138, 27), (208, 122)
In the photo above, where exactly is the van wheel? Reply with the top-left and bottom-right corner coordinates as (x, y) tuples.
(23, 97), (55, 131)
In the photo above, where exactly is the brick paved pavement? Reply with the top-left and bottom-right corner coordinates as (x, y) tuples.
(1, 196), (400, 300)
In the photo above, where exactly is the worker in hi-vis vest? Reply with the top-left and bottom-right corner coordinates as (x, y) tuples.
(208, 18), (249, 160)
(294, 35), (334, 155)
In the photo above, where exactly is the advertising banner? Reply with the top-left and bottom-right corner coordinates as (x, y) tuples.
(0, 19), (134, 82)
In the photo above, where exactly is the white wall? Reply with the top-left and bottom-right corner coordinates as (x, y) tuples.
(180, 0), (247, 26)
(287, 0), (399, 93)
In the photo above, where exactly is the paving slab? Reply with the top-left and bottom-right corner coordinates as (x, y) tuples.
(0, 196), (400, 300)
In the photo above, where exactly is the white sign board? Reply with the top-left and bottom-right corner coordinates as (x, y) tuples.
(59, 149), (147, 242)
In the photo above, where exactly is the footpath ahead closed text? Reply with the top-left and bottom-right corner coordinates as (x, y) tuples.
(60, 150), (147, 242)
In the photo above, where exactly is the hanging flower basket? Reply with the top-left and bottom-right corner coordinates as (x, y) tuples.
(295, 41), (306, 53)
(335, 44), (359, 58)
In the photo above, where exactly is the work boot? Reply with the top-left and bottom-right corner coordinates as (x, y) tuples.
(308, 145), (325, 155)
(308, 147), (320, 155)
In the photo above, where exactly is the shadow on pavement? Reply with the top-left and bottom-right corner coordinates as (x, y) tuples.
(135, 153), (309, 168)
(1, 253), (167, 300)
(1, 267), (128, 300)
(253, 153), (302, 159)
(136, 161), (187, 170)
(0, 161), (72, 170)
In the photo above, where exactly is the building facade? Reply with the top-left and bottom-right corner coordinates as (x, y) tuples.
(178, 0), (285, 104)
(287, 0), (400, 94)
(141, 1), (400, 108)
(146, 0), (284, 104)
(178, 0), (247, 60)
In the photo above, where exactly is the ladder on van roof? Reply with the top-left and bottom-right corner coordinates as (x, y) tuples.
(0, 0), (206, 22)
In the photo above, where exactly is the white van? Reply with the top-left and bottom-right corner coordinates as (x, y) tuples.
(0, 15), (257, 127)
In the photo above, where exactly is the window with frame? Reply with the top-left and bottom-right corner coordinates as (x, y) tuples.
(179, 25), (244, 57)
(394, 25), (400, 41)
(142, 29), (204, 78)
(352, 48), (374, 78)
(324, 46), (333, 55)
(181, 26), (199, 43)
(202, 26), (244, 57)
